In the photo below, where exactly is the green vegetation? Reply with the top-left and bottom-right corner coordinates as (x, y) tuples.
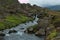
(5, 15), (28, 24)
(47, 29), (57, 40)
(0, 22), (5, 30)
(0, 14), (33, 30)
(0, 0), (60, 40)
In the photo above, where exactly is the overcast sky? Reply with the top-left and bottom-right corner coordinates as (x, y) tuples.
(29, 0), (60, 7)
(18, 0), (60, 7)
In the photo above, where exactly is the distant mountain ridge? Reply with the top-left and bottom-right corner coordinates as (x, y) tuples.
(46, 5), (60, 11)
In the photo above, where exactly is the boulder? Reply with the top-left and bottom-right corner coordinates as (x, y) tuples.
(0, 32), (5, 40)
(29, 28), (33, 31)
(35, 29), (45, 36)
(20, 28), (24, 30)
(8, 30), (17, 34)
(25, 28), (34, 33)
(0, 32), (5, 36)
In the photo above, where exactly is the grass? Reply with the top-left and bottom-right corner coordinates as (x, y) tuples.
(0, 14), (33, 30)
(5, 15), (28, 24)
(0, 22), (5, 30)
(47, 29), (57, 40)
(53, 16), (60, 23)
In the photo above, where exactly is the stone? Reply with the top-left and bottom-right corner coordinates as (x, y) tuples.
(35, 29), (45, 36)
(20, 28), (24, 30)
(8, 30), (17, 34)
(25, 28), (34, 33)
(0, 32), (5, 36)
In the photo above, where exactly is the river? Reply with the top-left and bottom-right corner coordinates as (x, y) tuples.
(1, 15), (44, 40)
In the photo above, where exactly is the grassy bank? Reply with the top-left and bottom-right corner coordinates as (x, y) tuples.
(0, 14), (33, 30)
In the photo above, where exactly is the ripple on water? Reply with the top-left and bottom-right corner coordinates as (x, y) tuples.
(5, 34), (10, 36)
(4, 33), (44, 40)
(16, 31), (24, 36)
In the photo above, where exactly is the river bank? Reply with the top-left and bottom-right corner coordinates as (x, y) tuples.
(0, 15), (44, 40)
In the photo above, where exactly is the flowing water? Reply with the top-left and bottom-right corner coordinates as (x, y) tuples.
(1, 15), (44, 40)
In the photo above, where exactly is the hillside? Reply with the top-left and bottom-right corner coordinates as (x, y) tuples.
(47, 5), (60, 11)
(0, 0), (60, 40)
(0, 0), (34, 30)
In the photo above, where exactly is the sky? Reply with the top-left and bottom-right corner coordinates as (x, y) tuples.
(18, 0), (29, 3)
(18, 0), (60, 7)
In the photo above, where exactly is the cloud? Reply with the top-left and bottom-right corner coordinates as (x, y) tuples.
(29, 0), (60, 7)
(18, 0), (29, 3)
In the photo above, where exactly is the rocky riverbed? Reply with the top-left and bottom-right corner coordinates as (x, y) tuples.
(0, 15), (44, 40)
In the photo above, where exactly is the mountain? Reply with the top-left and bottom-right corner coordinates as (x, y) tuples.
(0, 0), (60, 40)
(46, 5), (60, 11)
